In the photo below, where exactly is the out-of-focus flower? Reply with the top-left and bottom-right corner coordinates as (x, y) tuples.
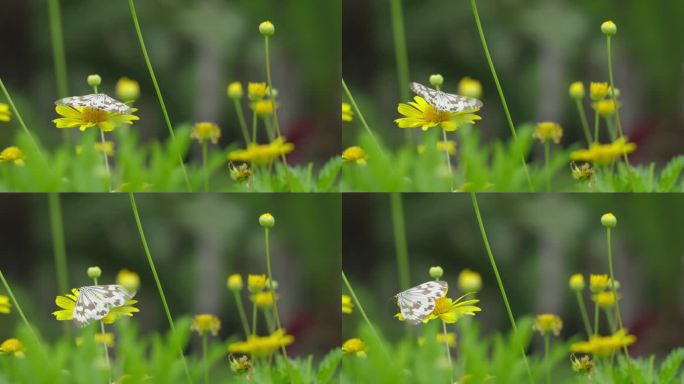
(191, 122), (221, 144)
(0, 338), (25, 357)
(457, 77), (482, 99)
(570, 329), (635, 356)
(0, 103), (11, 122)
(0, 146), (25, 166)
(250, 291), (277, 309)
(534, 314), (563, 336)
(227, 138), (294, 165)
(116, 269), (140, 293)
(533, 122), (563, 144)
(0, 295), (10, 314)
(457, 269), (482, 293)
(569, 274), (585, 292)
(342, 338), (366, 357)
(227, 82), (243, 100)
(417, 141), (456, 156)
(76, 332), (115, 348)
(570, 138), (636, 165)
(342, 295), (353, 314)
(116, 77), (140, 102)
(342, 146), (367, 166)
(342, 103), (353, 122)
(247, 275), (268, 292)
(227, 329), (294, 357)
(248, 83), (269, 101)
(191, 314), (221, 336)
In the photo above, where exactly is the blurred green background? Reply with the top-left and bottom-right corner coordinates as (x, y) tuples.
(343, 193), (684, 357)
(0, 193), (341, 357)
(0, 0), (340, 163)
(343, 0), (684, 164)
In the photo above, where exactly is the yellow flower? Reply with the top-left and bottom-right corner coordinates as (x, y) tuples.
(593, 291), (618, 309)
(251, 99), (277, 117)
(53, 105), (139, 132)
(533, 314), (563, 336)
(589, 274), (610, 293)
(0, 102), (11, 122)
(589, 82), (610, 101)
(76, 332), (115, 348)
(457, 77), (482, 99)
(0, 146), (25, 166)
(227, 138), (294, 165)
(250, 291), (277, 308)
(395, 294), (481, 324)
(341, 146), (367, 166)
(569, 82), (585, 99)
(229, 163), (252, 183)
(593, 99), (619, 117)
(570, 138), (636, 165)
(0, 295), (10, 314)
(191, 314), (221, 336)
(569, 274), (585, 292)
(570, 329), (636, 356)
(457, 269), (482, 293)
(247, 83), (269, 101)
(227, 82), (243, 99)
(417, 141), (457, 156)
(0, 338), (25, 358)
(571, 354), (594, 374)
(342, 338), (366, 357)
(229, 355), (252, 374)
(227, 329), (294, 357)
(227, 274), (243, 291)
(116, 269), (140, 292)
(571, 162), (594, 182)
(395, 96), (481, 132)
(247, 274), (268, 292)
(533, 121), (563, 144)
(418, 332), (456, 347)
(342, 295), (353, 314)
(76, 141), (116, 156)
(116, 77), (140, 102)
(52, 288), (139, 324)
(342, 103), (353, 122)
(191, 122), (221, 144)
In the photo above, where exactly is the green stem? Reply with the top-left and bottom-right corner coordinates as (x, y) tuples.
(594, 300), (600, 336)
(341, 78), (387, 162)
(233, 99), (250, 146)
(389, 193), (410, 291)
(593, 109), (600, 144)
(470, 192), (533, 383)
(233, 292), (251, 338)
(604, 308), (616, 334)
(544, 141), (551, 192)
(606, 227), (629, 357)
(264, 228), (287, 358)
(127, 0), (191, 192)
(442, 129), (454, 191)
(48, 193), (70, 336)
(128, 193), (192, 383)
(263, 308), (275, 334)
(203, 333), (209, 384)
(251, 109), (258, 144)
(605, 116), (617, 142)
(100, 129), (112, 192)
(202, 141), (209, 192)
(442, 321), (454, 383)
(389, 0), (410, 101)
(544, 333), (550, 384)
(575, 99), (592, 146)
(575, 291), (593, 339)
(0, 270), (38, 340)
(252, 298), (258, 336)
(606, 35), (629, 166)
(469, 0), (532, 191)
(46, 0), (68, 99)
(0, 78), (47, 164)
(93, 276), (111, 384)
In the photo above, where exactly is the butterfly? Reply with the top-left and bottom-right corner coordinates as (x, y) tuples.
(395, 280), (448, 325)
(73, 285), (136, 328)
(409, 82), (483, 113)
(55, 94), (131, 115)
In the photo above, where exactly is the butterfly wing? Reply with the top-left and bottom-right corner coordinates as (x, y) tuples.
(395, 280), (448, 324)
(409, 82), (482, 112)
(72, 285), (135, 328)
(55, 94), (131, 114)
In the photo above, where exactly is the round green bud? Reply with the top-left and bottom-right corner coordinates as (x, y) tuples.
(429, 74), (444, 88)
(601, 213), (617, 227)
(259, 21), (275, 36)
(259, 213), (275, 228)
(429, 266), (444, 279)
(87, 74), (102, 87)
(87, 266), (102, 279)
(601, 21), (617, 36)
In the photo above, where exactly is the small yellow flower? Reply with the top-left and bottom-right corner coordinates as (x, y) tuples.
(0, 338), (25, 358)
(0, 146), (25, 166)
(191, 122), (221, 144)
(417, 332), (456, 347)
(0, 103), (11, 122)
(458, 269), (482, 293)
(227, 329), (294, 357)
(53, 105), (139, 132)
(250, 291), (277, 308)
(589, 274), (610, 293)
(571, 354), (594, 374)
(533, 314), (563, 336)
(251, 99), (277, 117)
(395, 96), (481, 132)
(0, 295), (11, 314)
(593, 291), (618, 309)
(342, 338), (366, 357)
(342, 295), (353, 314)
(589, 82), (610, 101)
(229, 355), (252, 374)
(76, 141), (116, 156)
(570, 329), (635, 356)
(116, 269), (140, 292)
(457, 77), (482, 99)
(52, 288), (139, 324)
(417, 141), (457, 155)
(396, 294), (481, 324)
(116, 77), (140, 102)
(342, 102), (353, 122)
(571, 162), (594, 182)
(76, 332), (115, 348)
(570, 138), (636, 165)
(569, 82), (585, 99)
(533, 121), (563, 144)
(227, 274), (243, 291)
(593, 99), (619, 117)
(227, 137), (294, 165)
(191, 314), (221, 336)
(341, 146), (367, 166)
(569, 274), (585, 292)
(248, 83), (269, 101)
(247, 274), (268, 292)
(227, 82), (243, 99)
(229, 163), (252, 183)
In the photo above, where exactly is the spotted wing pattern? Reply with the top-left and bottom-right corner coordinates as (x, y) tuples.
(55, 94), (131, 114)
(409, 82), (482, 112)
(395, 280), (448, 325)
(73, 285), (135, 328)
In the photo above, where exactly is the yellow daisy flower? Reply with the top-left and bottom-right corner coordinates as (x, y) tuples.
(0, 295), (11, 314)
(593, 291), (619, 309)
(227, 138), (294, 165)
(395, 96), (481, 132)
(533, 314), (563, 336)
(342, 103), (353, 122)
(52, 288), (139, 324)
(227, 274), (243, 291)
(115, 77), (140, 102)
(342, 294), (353, 314)
(570, 138), (636, 165)
(227, 82), (243, 99)
(593, 99), (619, 117)
(250, 291), (278, 309)
(570, 329), (636, 356)
(0, 338), (25, 358)
(227, 329), (294, 357)
(533, 122), (563, 144)
(76, 332), (115, 348)
(251, 99), (277, 117)
(191, 314), (221, 336)
(589, 274), (611, 293)
(0, 146), (25, 166)
(589, 82), (610, 101)
(0, 102), (11, 122)
(53, 105), (139, 132)
(341, 146), (367, 166)
(116, 269), (140, 293)
(247, 274), (269, 292)
(247, 83), (269, 101)
(191, 122), (221, 144)
(342, 338), (366, 357)
(395, 293), (481, 324)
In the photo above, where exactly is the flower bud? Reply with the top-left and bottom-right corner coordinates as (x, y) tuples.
(259, 21), (275, 36)
(87, 74), (102, 87)
(601, 21), (617, 36)
(601, 213), (617, 228)
(259, 213), (275, 228)
(87, 266), (102, 279)
(227, 274), (243, 291)
(569, 81), (585, 100)
(458, 269), (482, 292)
(116, 77), (140, 102)
(569, 273), (585, 292)
(227, 82), (243, 99)
(429, 74), (444, 88)
(429, 266), (444, 279)
(457, 77), (482, 99)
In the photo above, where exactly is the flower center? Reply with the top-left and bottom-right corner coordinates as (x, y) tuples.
(81, 107), (109, 123)
(432, 297), (450, 315)
(423, 105), (450, 123)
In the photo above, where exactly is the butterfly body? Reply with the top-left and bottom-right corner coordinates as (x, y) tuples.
(73, 285), (135, 328)
(395, 280), (448, 324)
(55, 94), (131, 115)
(409, 82), (482, 112)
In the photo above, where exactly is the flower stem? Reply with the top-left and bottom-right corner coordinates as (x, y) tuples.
(251, 109), (258, 144)
(469, 0), (533, 192)
(575, 291), (592, 339)
(594, 300), (600, 336)
(544, 333), (550, 384)
(128, 193), (192, 383)
(470, 192), (533, 383)
(48, 193), (70, 336)
(46, 0), (68, 99)
(233, 99), (250, 146)
(100, 129), (112, 192)
(606, 227), (629, 357)
(93, 277), (111, 384)
(605, 35), (629, 166)
(0, 270), (37, 339)
(252, 299), (258, 336)
(389, 0), (410, 102)
(341, 78), (388, 162)
(264, 228), (288, 358)
(544, 141), (551, 192)
(575, 99), (592, 146)
(202, 333), (209, 384)
(389, 193), (410, 291)
(202, 141), (209, 192)
(442, 129), (454, 191)
(0, 78), (47, 164)
(127, 0), (191, 192)
(442, 321), (454, 383)
(233, 292), (251, 338)
(593, 109), (600, 144)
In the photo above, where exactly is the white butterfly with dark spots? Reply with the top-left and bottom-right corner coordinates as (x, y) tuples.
(55, 94), (131, 115)
(73, 285), (135, 328)
(410, 82), (483, 113)
(395, 280), (448, 325)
